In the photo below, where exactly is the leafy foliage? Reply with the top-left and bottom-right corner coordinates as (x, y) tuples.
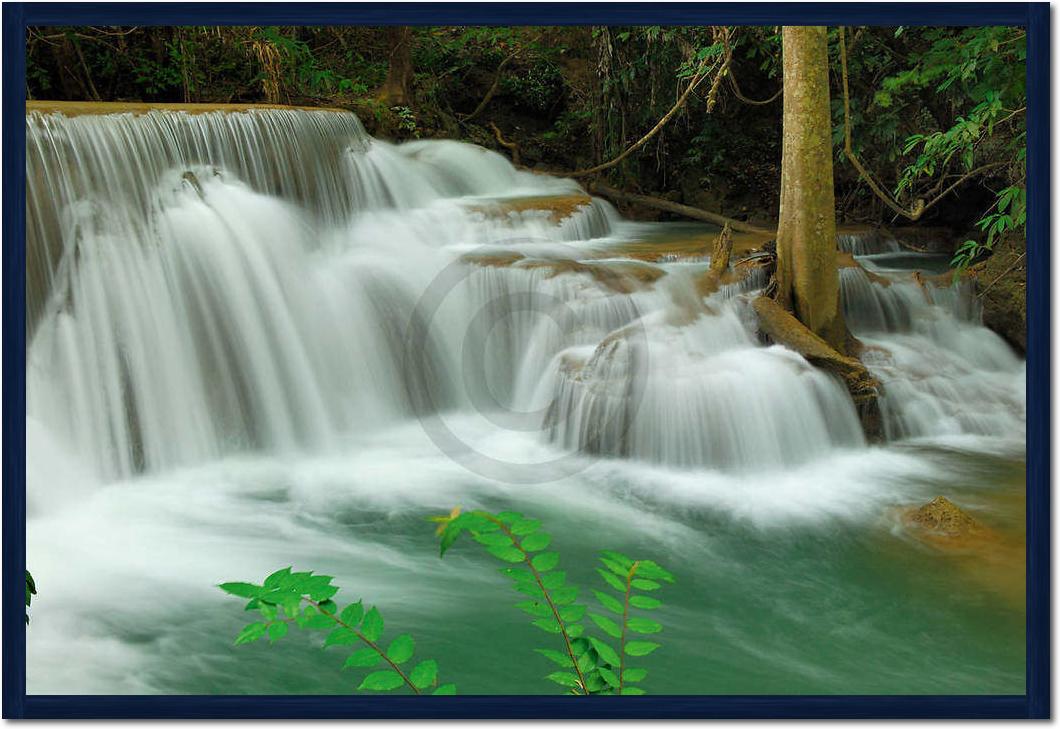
(25, 571), (36, 625)
(433, 507), (674, 695)
(220, 568), (455, 695)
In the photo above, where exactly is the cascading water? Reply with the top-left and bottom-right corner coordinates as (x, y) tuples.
(26, 108), (1026, 696)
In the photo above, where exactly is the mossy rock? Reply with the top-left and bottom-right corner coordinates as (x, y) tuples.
(906, 496), (984, 537)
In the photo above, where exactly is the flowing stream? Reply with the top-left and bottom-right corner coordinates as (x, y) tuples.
(26, 108), (1025, 695)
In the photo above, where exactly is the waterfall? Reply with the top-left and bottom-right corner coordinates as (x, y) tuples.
(26, 107), (1024, 500)
(839, 265), (1025, 441)
(836, 230), (901, 256)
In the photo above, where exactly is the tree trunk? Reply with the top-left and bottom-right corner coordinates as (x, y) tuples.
(379, 27), (413, 107)
(774, 26), (846, 352)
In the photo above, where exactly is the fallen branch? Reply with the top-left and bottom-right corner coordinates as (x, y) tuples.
(489, 121), (520, 166)
(589, 182), (771, 234)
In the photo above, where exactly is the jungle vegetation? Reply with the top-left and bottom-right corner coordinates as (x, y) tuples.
(25, 23), (1028, 348)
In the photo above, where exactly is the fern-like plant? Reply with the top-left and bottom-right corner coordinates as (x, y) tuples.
(219, 567), (454, 694)
(432, 507), (674, 695)
(222, 510), (673, 695)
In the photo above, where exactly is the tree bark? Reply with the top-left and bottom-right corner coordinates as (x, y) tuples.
(774, 26), (846, 352)
(379, 27), (413, 106)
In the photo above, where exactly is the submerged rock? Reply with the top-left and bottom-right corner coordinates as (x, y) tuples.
(905, 496), (985, 537)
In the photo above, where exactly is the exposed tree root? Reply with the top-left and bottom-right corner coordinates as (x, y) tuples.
(489, 121), (520, 166)
(752, 295), (883, 440)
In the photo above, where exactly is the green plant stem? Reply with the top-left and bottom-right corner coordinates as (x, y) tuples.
(305, 599), (422, 694)
(483, 514), (589, 695)
(617, 561), (640, 695)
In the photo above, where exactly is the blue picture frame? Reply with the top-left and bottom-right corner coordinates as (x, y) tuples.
(2, 2), (1049, 719)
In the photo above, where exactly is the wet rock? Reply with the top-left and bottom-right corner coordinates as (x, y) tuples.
(905, 496), (985, 537)
(466, 194), (593, 224)
(522, 259), (666, 294)
(460, 251), (526, 268)
(974, 237), (1026, 353)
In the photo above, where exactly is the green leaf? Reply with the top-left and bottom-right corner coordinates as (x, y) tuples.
(531, 552), (560, 572)
(535, 648), (574, 668)
(263, 567), (292, 589)
(576, 650), (596, 674)
(473, 532), (512, 547)
(559, 604), (586, 622)
(358, 670), (405, 691)
(510, 518), (541, 536)
(598, 666), (620, 688)
(409, 659), (438, 689)
(514, 581), (545, 599)
(532, 617), (562, 634)
(593, 589), (624, 615)
(439, 521), (463, 557)
(496, 511), (523, 524)
(540, 571), (566, 589)
(267, 622), (288, 642)
(625, 641), (661, 656)
(600, 557), (628, 577)
(597, 568), (627, 592)
(387, 634), (415, 664)
(622, 686), (647, 695)
(629, 595), (661, 610)
(433, 683), (457, 695)
(301, 610), (332, 627)
(340, 601), (365, 626)
(324, 627), (358, 648)
(551, 586), (578, 605)
(344, 647), (381, 668)
(500, 567), (534, 583)
(219, 582), (261, 599)
(589, 636), (622, 666)
(318, 599), (337, 614)
(487, 544), (526, 563)
(520, 532), (551, 552)
(634, 560), (674, 582)
(545, 671), (581, 688)
(584, 671), (607, 692)
(627, 616), (662, 634)
(623, 667), (648, 682)
(361, 607), (384, 642)
(516, 600), (552, 618)
(309, 584), (339, 601)
(567, 623), (585, 638)
(631, 578), (661, 591)
(234, 622), (268, 645)
(599, 550), (634, 570)
(589, 613), (622, 639)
